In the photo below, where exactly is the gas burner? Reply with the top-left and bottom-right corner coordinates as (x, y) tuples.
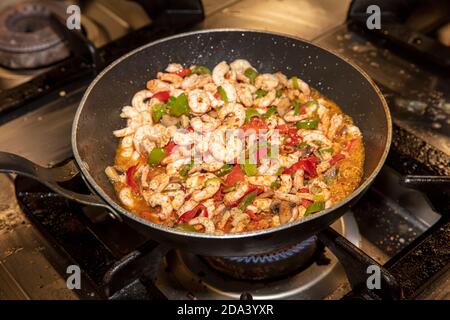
(157, 215), (361, 300)
(204, 237), (318, 281)
(0, 1), (70, 69)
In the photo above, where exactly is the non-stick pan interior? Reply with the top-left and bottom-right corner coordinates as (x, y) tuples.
(74, 30), (390, 208)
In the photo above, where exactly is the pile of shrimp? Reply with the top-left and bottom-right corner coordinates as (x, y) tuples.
(105, 59), (364, 234)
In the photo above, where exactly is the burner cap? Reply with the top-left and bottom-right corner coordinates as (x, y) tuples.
(204, 237), (318, 280)
(0, 1), (70, 69)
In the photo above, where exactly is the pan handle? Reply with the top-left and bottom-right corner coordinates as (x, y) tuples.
(0, 152), (121, 220)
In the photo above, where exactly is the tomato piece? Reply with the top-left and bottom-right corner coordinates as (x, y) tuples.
(330, 153), (346, 165)
(175, 68), (191, 77)
(224, 165), (245, 187)
(126, 165), (139, 193)
(299, 187), (309, 193)
(153, 91), (170, 102)
(247, 209), (262, 221)
(276, 124), (291, 134)
(164, 141), (177, 155)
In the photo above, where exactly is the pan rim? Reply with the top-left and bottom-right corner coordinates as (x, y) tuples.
(72, 28), (392, 240)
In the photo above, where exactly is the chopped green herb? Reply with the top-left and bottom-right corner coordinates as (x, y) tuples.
(276, 89), (283, 98)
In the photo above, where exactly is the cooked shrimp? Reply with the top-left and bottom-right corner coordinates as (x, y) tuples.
(255, 73), (279, 91)
(119, 187), (135, 208)
(218, 103), (246, 128)
(327, 114), (344, 140)
(190, 114), (220, 132)
(131, 90), (153, 111)
(157, 72), (182, 85)
(278, 174), (292, 193)
(210, 127), (243, 163)
(223, 183), (249, 206)
(254, 89), (276, 108)
(146, 79), (171, 93)
(192, 176), (221, 202)
(189, 217), (215, 233)
(165, 63), (183, 73)
(230, 59), (253, 75)
(188, 89), (211, 115)
(287, 77), (310, 96)
(148, 173), (170, 192)
(212, 61), (229, 85)
(246, 175), (277, 188)
(236, 83), (256, 107)
(220, 82), (237, 102)
(146, 192), (173, 220)
(283, 110), (309, 122)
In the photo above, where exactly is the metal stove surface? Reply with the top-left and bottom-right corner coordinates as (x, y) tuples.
(0, 0), (447, 300)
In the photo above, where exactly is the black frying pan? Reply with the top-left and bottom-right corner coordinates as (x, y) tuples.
(0, 29), (392, 256)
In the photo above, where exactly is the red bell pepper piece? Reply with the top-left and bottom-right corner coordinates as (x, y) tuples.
(175, 68), (191, 77)
(346, 138), (358, 152)
(224, 165), (245, 187)
(164, 141), (177, 155)
(246, 209), (262, 221)
(126, 165), (139, 193)
(284, 155), (318, 178)
(329, 153), (346, 165)
(153, 90), (170, 102)
(301, 199), (313, 208)
(177, 204), (207, 223)
(213, 185), (224, 201)
(299, 187), (309, 193)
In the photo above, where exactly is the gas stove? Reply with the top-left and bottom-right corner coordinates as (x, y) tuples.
(0, 0), (449, 300)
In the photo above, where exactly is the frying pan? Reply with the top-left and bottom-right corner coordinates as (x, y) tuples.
(0, 29), (392, 256)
